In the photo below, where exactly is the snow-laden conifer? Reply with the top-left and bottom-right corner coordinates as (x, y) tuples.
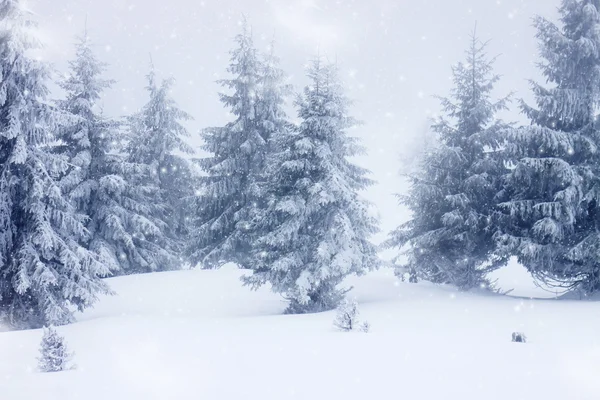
(243, 58), (379, 313)
(0, 1), (110, 328)
(55, 30), (124, 273)
(126, 64), (195, 260)
(386, 31), (511, 289)
(496, 0), (600, 293)
(188, 19), (273, 269)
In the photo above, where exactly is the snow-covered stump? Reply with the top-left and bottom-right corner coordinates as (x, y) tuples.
(37, 326), (75, 372)
(511, 332), (527, 343)
(333, 299), (370, 333)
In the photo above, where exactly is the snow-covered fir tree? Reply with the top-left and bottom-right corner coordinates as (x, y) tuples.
(496, 0), (600, 293)
(242, 58), (380, 314)
(386, 31), (511, 290)
(188, 19), (269, 269)
(37, 326), (74, 372)
(127, 64), (195, 256)
(55, 31), (122, 273)
(107, 66), (195, 273)
(0, 0), (110, 328)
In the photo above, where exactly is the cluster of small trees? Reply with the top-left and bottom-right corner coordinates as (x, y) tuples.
(388, 0), (600, 294)
(0, 1), (377, 328)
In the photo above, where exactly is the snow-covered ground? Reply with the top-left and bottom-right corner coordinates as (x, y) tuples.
(1, 264), (599, 400)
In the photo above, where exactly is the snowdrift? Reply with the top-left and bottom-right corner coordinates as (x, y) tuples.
(1, 265), (599, 400)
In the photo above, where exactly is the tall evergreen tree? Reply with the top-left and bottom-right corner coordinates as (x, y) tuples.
(496, 0), (600, 293)
(55, 31), (121, 273)
(386, 31), (511, 289)
(111, 66), (194, 273)
(242, 58), (380, 314)
(127, 65), (195, 255)
(0, 1), (110, 328)
(188, 20), (266, 269)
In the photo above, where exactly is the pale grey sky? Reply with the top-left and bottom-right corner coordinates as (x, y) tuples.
(30, 0), (558, 242)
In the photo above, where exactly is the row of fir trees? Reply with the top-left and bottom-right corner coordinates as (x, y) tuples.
(3, 0), (599, 330)
(388, 0), (600, 295)
(0, 1), (378, 329)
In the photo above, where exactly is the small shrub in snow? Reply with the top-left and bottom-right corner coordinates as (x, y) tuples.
(333, 299), (370, 333)
(511, 332), (527, 343)
(37, 326), (74, 372)
(360, 321), (371, 333)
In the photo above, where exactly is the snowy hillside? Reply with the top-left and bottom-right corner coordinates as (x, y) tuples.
(1, 266), (599, 400)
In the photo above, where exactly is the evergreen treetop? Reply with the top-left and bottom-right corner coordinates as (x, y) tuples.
(188, 19), (270, 269)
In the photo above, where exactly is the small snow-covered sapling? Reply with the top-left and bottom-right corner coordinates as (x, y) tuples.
(333, 299), (370, 333)
(360, 321), (371, 333)
(37, 326), (75, 372)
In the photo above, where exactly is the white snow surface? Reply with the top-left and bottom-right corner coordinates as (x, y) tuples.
(1, 264), (599, 400)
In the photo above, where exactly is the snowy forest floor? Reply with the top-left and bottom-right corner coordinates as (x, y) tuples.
(1, 264), (599, 400)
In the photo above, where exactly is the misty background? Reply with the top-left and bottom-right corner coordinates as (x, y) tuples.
(31, 0), (557, 244)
